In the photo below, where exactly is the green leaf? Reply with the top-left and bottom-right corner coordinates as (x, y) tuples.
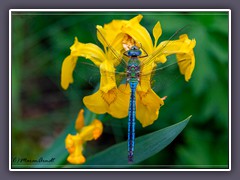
(66, 115), (191, 168)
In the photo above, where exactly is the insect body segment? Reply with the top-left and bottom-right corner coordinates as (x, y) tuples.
(128, 81), (138, 163)
(126, 58), (141, 83)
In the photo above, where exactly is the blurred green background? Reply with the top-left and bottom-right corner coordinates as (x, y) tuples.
(11, 11), (229, 168)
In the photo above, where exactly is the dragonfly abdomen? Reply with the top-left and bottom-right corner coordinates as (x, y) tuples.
(128, 81), (138, 163)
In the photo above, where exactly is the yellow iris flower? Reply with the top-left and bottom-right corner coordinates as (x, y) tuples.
(65, 109), (103, 164)
(61, 14), (196, 127)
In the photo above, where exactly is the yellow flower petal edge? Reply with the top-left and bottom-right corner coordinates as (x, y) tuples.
(148, 34), (196, 82)
(71, 37), (106, 67)
(177, 49), (195, 81)
(174, 34), (196, 81)
(75, 109), (84, 131)
(153, 21), (162, 48)
(65, 134), (86, 164)
(96, 15), (144, 67)
(121, 15), (153, 53)
(60, 37), (107, 90)
(65, 109), (103, 164)
(83, 86), (130, 119)
(61, 55), (78, 90)
(157, 34), (196, 54)
(80, 119), (103, 141)
(96, 14), (143, 49)
(136, 89), (165, 127)
(98, 60), (117, 93)
(83, 60), (130, 118)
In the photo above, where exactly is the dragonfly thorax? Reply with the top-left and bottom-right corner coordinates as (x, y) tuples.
(127, 57), (140, 83)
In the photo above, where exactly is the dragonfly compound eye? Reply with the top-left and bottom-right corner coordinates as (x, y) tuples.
(127, 49), (142, 57)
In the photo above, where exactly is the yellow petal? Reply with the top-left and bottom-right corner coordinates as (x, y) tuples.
(121, 15), (153, 54)
(83, 87), (129, 118)
(80, 119), (103, 141)
(67, 153), (86, 165)
(136, 89), (164, 127)
(78, 60), (116, 114)
(65, 134), (86, 164)
(138, 62), (156, 92)
(97, 20), (126, 48)
(153, 21), (162, 47)
(70, 37), (106, 67)
(155, 54), (167, 63)
(92, 119), (103, 139)
(83, 61), (129, 117)
(75, 109), (84, 131)
(109, 84), (130, 118)
(65, 134), (76, 154)
(97, 15), (147, 67)
(151, 34), (196, 81)
(106, 32), (126, 66)
(174, 35), (196, 81)
(157, 34), (196, 55)
(61, 55), (78, 90)
(130, 14), (143, 24)
(99, 60), (117, 93)
(61, 37), (108, 90)
(83, 90), (109, 114)
(96, 25), (109, 49)
(97, 17), (144, 67)
(176, 49), (195, 81)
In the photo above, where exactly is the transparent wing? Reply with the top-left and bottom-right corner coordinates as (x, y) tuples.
(140, 55), (189, 95)
(74, 25), (192, 94)
(74, 59), (127, 90)
(73, 55), (187, 96)
(96, 28), (128, 68)
(140, 25), (191, 69)
(138, 25), (192, 94)
(71, 25), (129, 89)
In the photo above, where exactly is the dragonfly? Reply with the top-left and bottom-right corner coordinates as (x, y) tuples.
(123, 45), (148, 163)
(75, 25), (193, 163)
(95, 26), (192, 163)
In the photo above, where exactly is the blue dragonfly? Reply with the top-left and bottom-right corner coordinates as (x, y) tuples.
(74, 26), (194, 163)
(123, 45), (148, 163)
(94, 27), (193, 163)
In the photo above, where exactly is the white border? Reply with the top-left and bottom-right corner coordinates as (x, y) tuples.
(9, 9), (231, 171)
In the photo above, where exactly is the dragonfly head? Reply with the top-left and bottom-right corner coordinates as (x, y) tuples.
(127, 45), (142, 57)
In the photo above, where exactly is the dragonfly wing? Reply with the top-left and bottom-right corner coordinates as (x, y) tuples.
(97, 28), (128, 67)
(140, 55), (188, 95)
(140, 25), (192, 68)
(73, 60), (101, 89)
(138, 25), (193, 94)
(74, 59), (127, 90)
